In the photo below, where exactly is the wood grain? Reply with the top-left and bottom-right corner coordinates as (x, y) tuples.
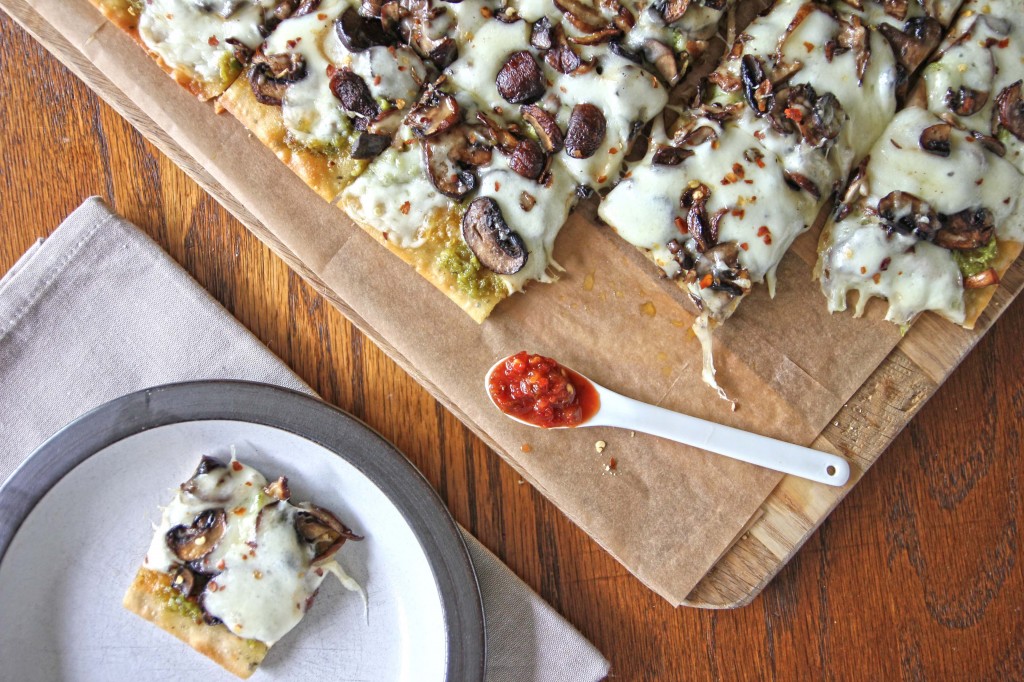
(3, 9), (1024, 681)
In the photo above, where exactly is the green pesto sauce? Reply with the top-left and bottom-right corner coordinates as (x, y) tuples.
(437, 241), (503, 300)
(952, 237), (998, 278)
(219, 52), (240, 85)
(161, 586), (204, 624)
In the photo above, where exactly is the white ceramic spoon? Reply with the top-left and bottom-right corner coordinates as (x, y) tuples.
(486, 358), (851, 487)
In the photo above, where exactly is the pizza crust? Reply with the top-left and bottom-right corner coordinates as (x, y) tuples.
(123, 567), (268, 679)
(219, 78), (368, 202)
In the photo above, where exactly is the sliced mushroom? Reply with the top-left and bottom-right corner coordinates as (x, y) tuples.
(569, 27), (623, 46)
(166, 509), (227, 562)
(264, 477), (291, 501)
(180, 457), (233, 502)
(651, 145), (694, 166)
(783, 170), (821, 199)
(883, 0), (908, 20)
(405, 84), (461, 137)
(656, 0), (690, 24)
(565, 103), (607, 159)
(224, 37), (254, 66)
(475, 111), (519, 152)
(678, 125), (717, 147)
(496, 51), (546, 104)
(552, 0), (609, 34)
(335, 7), (396, 51)
(423, 127), (491, 199)
(877, 190), (938, 240)
(546, 44), (584, 74)
(878, 17), (941, 75)
(295, 505), (363, 564)
(462, 197), (528, 275)
(329, 69), (380, 125)
(521, 104), (564, 153)
(608, 41), (642, 64)
(775, 84), (843, 148)
(834, 155), (869, 222)
(645, 40), (680, 86)
(681, 182), (714, 252)
(530, 17), (554, 50)
(248, 52), (307, 106)
(964, 268), (999, 289)
(351, 132), (393, 160)
(170, 566), (196, 597)
(509, 138), (546, 180)
(935, 207), (995, 251)
(740, 55), (773, 117)
(428, 37), (459, 69)
(945, 86), (989, 117)
(970, 130), (1007, 157)
(919, 122), (951, 157)
(996, 81), (1024, 141)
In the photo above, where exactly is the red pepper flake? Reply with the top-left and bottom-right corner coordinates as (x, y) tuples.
(757, 225), (772, 245)
(317, 12), (328, 19)
(732, 163), (745, 179)
(711, 140), (720, 150)
(286, 39), (297, 49)
(242, 554), (248, 561)
(374, 75), (382, 86)
(244, 481), (252, 486)
(965, 134), (976, 142)
(755, 157), (765, 169)
(880, 257), (891, 271)
(731, 208), (745, 218)
(740, 242), (749, 251)
(598, 174), (608, 184)
(609, 147), (619, 155)
(976, 178), (984, 185)
(803, 41), (814, 52)
(784, 107), (803, 123)
(860, 266), (867, 274)
(209, 581), (219, 593)
(750, 196), (758, 202)
(494, 181), (501, 191)
(232, 461), (243, 471)
(998, 38), (1010, 48)
(744, 179), (754, 184)
(754, 131), (765, 140)
(872, 273), (882, 284)
(699, 274), (714, 289)
(217, 559), (226, 571)
(674, 216), (687, 234)
(234, 506), (246, 515)
(400, 201), (411, 215)
(608, 457), (618, 471)
(326, 64), (337, 77)
(208, 36), (220, 47)
(1005, 197), (1012, 204)
(480, 6), (493, 16)
(398, 65), (406, 71)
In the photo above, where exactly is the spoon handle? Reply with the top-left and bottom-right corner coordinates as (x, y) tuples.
(594, 390), (850, 486)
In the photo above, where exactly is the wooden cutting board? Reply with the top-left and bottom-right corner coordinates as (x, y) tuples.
(6, 0), (1022, 608)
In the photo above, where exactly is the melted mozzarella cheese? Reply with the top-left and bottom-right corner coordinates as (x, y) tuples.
(139, 0), (274, 88)
(446, 19), (533, 117)
(144, 458), (358, 645)
(264, 0), (426, 148)
(818, 107), (1024, 325)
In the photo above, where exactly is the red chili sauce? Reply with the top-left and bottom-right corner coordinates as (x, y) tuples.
(487, 351), (600, 428)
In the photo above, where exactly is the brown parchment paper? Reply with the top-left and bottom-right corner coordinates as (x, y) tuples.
(11, 0), (911, 605)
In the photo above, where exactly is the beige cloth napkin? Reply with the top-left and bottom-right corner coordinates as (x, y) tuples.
(0, 197), (610, 682)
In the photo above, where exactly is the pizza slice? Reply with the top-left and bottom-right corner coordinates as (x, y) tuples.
(125, 456), (363, 679)
(218, 0), (435, 201)
(87, 0), (304, 100)
(816, 106), (1023, 327)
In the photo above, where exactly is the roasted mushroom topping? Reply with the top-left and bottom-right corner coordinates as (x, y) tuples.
(681, 182), (714, 252)
(651, 145), (694, 166)
(330, 69), (380, 126)
(405, 83), (461, 137)
(945, 86), (989, 117)
(462, 197), (528, 275)
(877, 190), (938, 240)
(565, 103), (607, 159)
(264, 476), (292, 501)
(180, 457), (234, 502)
(166, 509), (227, 562)
(531, 17), (554, 50)
(935, 207), (995, 251)
(224, 37), (254, 66)
(521, 104), (564, 153)
(783, 170), (821, 199)
(475, 111), (519, 152)
(919, 122), (951, 157)
(248, 52), (307, 106)
(740, 55), (773, 117)
(552, 0), (608, 34)
(970, 130), (1007, 157)
(508, 138), (547, 180)
(996, 81), (1024, 141)
(295, 504), (363, 564)
(428, 38), (459, 70)
(546, 43), (584, 74)
(423, 127), (491, 198)
(835, 155), (869, 221)
(496, 51), (546, 104)
(774, 84), (843, 148)
(676, 125), (717, 147)
(964, 268), (999, 289)
(170, 566), (197, 597)
(878, 17), (941, 76)
(351, 132), (393, 159)
(656, 0), (690, 24)
(645, 40), (680, 86)
(569, 27), (623, 46)
(335, 7), (396, 51)
(883, 0), (908, 20)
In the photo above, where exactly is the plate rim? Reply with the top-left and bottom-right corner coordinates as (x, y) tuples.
(0, 379), (486, 682)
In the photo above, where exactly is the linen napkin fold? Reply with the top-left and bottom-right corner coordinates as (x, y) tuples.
(0, 197), (610, 682)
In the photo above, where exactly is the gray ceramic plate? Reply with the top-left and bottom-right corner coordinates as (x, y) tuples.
(0, 380), (485, 682)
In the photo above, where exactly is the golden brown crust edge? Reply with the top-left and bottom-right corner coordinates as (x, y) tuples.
(219, 79), (368, 202)
(337, 195), (505, 323)
(123, 567), (268, 679)
(87, 0), (231, 100)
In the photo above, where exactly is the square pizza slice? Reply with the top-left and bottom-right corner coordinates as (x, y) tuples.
(125, 456), (362, 679)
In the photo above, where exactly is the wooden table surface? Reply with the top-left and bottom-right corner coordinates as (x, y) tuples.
(3, 13), (1024, 681)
